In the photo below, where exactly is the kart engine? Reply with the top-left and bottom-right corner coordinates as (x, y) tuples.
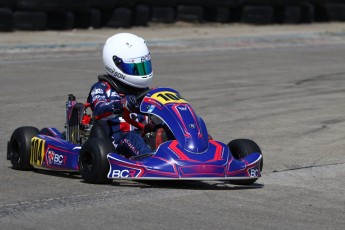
(65, 94), (91, 144)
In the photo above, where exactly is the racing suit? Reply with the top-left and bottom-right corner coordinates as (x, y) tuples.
(87, 78), (152, 157)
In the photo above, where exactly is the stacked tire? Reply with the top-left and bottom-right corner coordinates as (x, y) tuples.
(0, 0), (14, 31)
(0, 1), (343, 31)
(0, 7), (13, 31)
(241, 0), (314, 24)
(325, 0), (345, 21)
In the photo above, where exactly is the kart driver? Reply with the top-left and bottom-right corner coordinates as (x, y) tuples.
(87, 33), (153, 158)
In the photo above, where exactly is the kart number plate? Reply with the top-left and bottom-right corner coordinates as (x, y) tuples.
(151, 91), (187, 105)
(30, 137), (46, 166)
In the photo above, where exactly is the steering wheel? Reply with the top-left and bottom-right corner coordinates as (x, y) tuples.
(122, 88), (152, 130)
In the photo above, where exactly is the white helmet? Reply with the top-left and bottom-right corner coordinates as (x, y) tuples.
(102, 33), (153, 89)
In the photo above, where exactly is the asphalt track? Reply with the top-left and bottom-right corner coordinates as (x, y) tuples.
(1, 26), (345, 229)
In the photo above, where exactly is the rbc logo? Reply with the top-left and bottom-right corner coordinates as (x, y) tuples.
(248, 168), (259, 177)
(47, 150), (67, 166)
(111, 169), (137, 178)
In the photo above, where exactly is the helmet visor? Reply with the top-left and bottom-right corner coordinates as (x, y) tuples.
(113, 55), (152, 76)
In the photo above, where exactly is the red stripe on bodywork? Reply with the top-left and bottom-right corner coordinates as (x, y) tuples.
(169, 141), (190, 161)
(210, 140), (223, 161)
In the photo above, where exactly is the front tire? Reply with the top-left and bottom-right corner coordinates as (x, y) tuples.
(79, 138), (115, 184)
(8, 126), (39, 170)
(228, 139), (263, 185)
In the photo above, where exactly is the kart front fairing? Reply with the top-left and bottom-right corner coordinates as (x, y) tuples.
(107, 88), (262, 180)
(141, 88), (209, 154)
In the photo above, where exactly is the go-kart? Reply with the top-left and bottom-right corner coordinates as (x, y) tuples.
(7, 86), (263, 185)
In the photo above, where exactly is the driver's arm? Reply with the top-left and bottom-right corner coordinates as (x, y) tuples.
(88, 82), (123, 119)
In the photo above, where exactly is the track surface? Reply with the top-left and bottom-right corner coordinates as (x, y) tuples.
(1, 27), (345, 229)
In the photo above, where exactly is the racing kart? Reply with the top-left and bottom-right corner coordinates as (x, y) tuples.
(7, 87), (263, 185)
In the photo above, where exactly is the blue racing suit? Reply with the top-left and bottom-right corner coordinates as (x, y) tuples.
(87, 79), (152, 157)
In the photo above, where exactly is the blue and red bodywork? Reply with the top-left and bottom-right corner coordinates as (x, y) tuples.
(29, 88), (262, 182)
(29, 128), (81, 172)
(107, 88), (262, 181)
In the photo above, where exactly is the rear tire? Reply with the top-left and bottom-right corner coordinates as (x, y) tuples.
(79, 138), (115, 184)
(8, 126), (39, 170)
(228, 139), (263, 185)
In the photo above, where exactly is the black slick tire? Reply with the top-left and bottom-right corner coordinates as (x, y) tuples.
(8, 126), (39, 170)
(79, 138), (115, 184)
(227, 139), (263, 185)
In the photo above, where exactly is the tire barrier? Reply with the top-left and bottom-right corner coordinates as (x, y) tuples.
(14, 11), (46, 30)
(106, 7), (132, 28)
(152, 7), (175, 24)
(0, 0), (344, 31)
(74, 9), (102, 29)
(177, 5), (204, 23)
(0, 7), (13, 31)
(133, 4), (150, 26)
(241, 6), (274, 24)
(326, 3), (345, 21)
(47, 11), (74, 30)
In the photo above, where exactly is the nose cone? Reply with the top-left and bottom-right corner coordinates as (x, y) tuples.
(178, 106), (209, 153)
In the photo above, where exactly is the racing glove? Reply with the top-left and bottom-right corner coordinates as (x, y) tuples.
(141, 121), (156, 136)
(122, 95), (139, 112)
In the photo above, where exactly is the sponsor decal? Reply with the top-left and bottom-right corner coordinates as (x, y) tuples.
(141, 53), (151, 62)
(47, 150), (67, 166)
(111, 169), (137, 178)
(248, 168), (259, 177)
(147, 105), (155, 113)
(111, 91), (119, 97)
(104, 66), (125, 80)
(92, 95), (104, 102)
(113, 72), (125, 80)
(91, 88), (104, 96)
(105, 65), (114, 74)
(120, 138), (140, 156)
